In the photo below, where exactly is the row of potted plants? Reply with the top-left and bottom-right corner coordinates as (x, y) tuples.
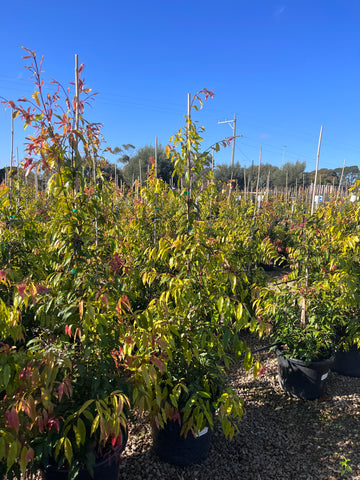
(254, 196), (360, 398)
(0, 50), (275, 479)
(1, 48), (359, 479)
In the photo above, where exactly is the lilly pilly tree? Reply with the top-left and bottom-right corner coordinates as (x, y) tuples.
(0, 49), (130, 479)
(2, 46), (106, 193)
(166, 89), (232, 230)
(126, 92), (257, 441)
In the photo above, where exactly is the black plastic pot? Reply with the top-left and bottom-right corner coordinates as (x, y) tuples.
(151, 420), (211, 466)
(333, 345), (360, 377)
(43, 429), (128, 480)
(276, 349), (334, 400)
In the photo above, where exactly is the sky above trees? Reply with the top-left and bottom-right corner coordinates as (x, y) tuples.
(0, 1), (359, 172)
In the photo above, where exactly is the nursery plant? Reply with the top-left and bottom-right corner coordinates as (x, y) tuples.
(123, 91), (261, 450)
(0, 48), (130, 479)
(254, 202), (357, 364)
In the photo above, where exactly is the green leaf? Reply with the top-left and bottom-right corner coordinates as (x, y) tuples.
(76, 417), (86, 445)
(3, 364), (11, 387)
(244, 349), (253, 371)
(90, 415), (100, 437)
(77, 399), (94, 416)
(64, 438), (73, 465)
(217, 297), (224, 313)
(7, 441), (19, 471)
(0, 437), (5, 459)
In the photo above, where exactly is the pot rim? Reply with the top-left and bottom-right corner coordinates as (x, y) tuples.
(276, 347), (335, 367)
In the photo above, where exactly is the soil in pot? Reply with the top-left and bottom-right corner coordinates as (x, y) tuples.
(151, 420), (211, 466)
(333, 345), (360, 377)
(276, 349), (334, 400)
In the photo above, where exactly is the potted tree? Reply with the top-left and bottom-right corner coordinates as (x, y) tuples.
(123, 92), (259, 465)
(0, 48), (131, 479)
(326, 196), (360, 377)
(254, 211), (350, 400)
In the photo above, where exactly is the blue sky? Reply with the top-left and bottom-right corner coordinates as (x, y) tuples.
(0, 0), (359, 172)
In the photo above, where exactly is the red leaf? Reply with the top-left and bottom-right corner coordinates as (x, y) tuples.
(151, 356), (164, 373)
(24, 157), (33, 169)
(65, 325), (72, 337)
(100, 294), (109, 308)
(58, 383), (64, 402)
(17, 283), (26, 299)
(47, 417), (60, 433)
(25, 448), (34, 462)
(6, 407), (19, 432)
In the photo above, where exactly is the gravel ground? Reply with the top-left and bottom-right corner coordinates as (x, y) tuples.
(118, 337), (360, 480)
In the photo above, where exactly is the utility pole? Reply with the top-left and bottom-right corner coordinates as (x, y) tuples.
(218, 113), (236, 168)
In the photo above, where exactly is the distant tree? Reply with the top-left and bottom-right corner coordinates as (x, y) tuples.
(254, 163), (280, 189)
(0, 168), (6, 184)
(112, 144), (136, 164)
(214, 162), (245, 191)
(122, 144), (172, 187)
(273, 161), (306, 188)
(334, 165), (359, 185)
(316, 168), (339, 185)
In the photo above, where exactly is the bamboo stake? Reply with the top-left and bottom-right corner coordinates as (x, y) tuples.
(186, 93), (191, 223)
(74, 54), (80, 204)
(154, 136), (158, 245)
(16, 148), (20, 208)
(266, 170), (270, 200)
(243, 166), (247, 201)
(75, 55), (79, 132)
(253, 146), (262, 217)
(9, 109), (14, 204)
(311, 125), (323, 215)
(337, 158), (346, 201)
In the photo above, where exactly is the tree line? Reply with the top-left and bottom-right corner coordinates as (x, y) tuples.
(104, 144), (359, 191)
(1, 144), (358, 192)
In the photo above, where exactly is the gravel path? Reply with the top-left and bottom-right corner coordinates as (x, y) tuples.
(119, 338), (360, 480)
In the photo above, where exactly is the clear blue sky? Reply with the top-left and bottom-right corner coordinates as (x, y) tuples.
(1, 0), (359, 172)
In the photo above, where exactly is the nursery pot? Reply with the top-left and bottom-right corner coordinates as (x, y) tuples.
(276, 349), (334, 400)
(151, 420), (211, 466)
(43, 429), (128, 480)
(333, 345), (360, 377)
